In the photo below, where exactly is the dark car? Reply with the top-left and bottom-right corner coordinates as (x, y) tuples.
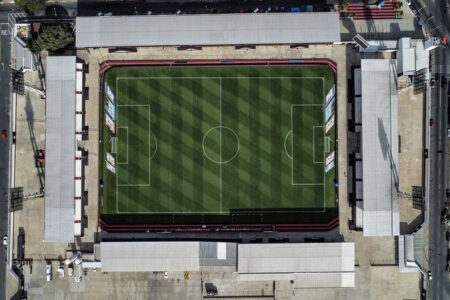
(442, 76), (448, 87)
(430, 119), (435, 127)
(446, 188), (450, 197)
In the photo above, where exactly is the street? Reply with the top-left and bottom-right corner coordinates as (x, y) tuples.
(0, 9), (12, 300)
(413, 0), (450, 298)
(428, 46), (450, 300)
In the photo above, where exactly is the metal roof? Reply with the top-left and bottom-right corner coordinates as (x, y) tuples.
(397, 38), (415, 75)
(13, 37), (37, 71)
(75, 13), (340, 48)
(100, 242), (237, 272)
(237, 243), (354, 274)
(44, 56), (76, 243)
(361, 59), (399, 237)
(414, 39), (429, 71)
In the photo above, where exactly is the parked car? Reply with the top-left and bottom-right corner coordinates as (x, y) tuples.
(68, 265), (74, 277)
(430, 78), (436, 87)
(46, 263), (52, 282)
(57, 263), (65, 278)
(2, 236), (7, 246)
(430, 119), (435, 127)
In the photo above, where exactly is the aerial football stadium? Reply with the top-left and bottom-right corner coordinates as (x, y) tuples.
(98, 60), (338, 232)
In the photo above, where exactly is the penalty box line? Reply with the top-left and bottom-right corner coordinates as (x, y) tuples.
(116, 104), (151, 187)
(114, 79), (151, 212)
(289, 78), (327, 212)
(290, 104), (325, 186)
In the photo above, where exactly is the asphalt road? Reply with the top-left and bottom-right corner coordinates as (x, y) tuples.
(413, 0), (450, 298)
(0, 9), (12, 300)
(428, 48), (450, 300)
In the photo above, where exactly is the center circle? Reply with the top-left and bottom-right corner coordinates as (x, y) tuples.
(202, 126), (240, 164)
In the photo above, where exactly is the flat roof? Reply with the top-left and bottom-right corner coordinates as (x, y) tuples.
(398, 38), (415, 75)
(237, 243), (354, 274)
(44, 56), (76, 243)
(361, 59), (399, 237)
(75, 13), (340, 48)
(100, 242), (237, 272)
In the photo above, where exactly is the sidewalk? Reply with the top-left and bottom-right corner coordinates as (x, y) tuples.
(340, 5), (424, 41)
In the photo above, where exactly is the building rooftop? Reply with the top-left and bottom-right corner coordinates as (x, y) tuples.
(44, 56), (77, 243)
(361, 59), (399, 237)
(100, 241), (237, 272)
(75, 13), (340, 48)
(237, 243), (355, 274)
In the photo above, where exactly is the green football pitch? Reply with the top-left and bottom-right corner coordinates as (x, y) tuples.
(100, 65), (337, 225)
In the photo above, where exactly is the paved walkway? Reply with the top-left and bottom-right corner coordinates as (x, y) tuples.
(340, 6), (425, 41)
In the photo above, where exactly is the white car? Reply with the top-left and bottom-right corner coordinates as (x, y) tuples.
(3, 235), (7, 246)
(57, 267), (65, 278)
(74, 257), (82, 265)
(427, 271), (432, 281)
(46, 264), (52, 282)
(68, 266), (74, 277)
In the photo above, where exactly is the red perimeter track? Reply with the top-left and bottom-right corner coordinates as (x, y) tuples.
(98, 58), (338, 233)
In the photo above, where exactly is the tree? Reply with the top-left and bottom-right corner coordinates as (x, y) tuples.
(15, 0), (47, 13)
(341, 1), (350, 11)
(29, 24), (74, 54)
